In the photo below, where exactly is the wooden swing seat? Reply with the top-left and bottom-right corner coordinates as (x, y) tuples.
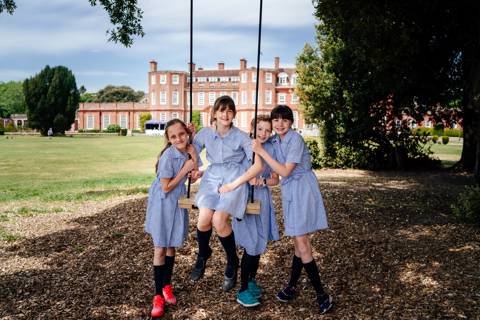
(178, 196), (261, 214)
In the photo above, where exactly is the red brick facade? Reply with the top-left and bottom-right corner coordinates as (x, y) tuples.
(77, 57), (308, 133)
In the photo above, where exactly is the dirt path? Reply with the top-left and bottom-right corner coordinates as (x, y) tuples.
(1, 169), (478, 319)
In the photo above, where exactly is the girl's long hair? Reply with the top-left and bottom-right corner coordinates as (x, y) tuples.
(155, 118), (190, 173)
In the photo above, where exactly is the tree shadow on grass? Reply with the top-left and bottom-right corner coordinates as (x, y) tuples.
(0, 170), (478, 319)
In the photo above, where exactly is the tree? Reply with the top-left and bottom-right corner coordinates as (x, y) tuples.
(23, 65), (79, 135)
(0, 81), (26, 117)
(192, 110), (203, 132)
(139, 112), (151, 132)
(300, 1), (480, 181)
(0, 0), (144, 47)
(94, 85), (144, 102)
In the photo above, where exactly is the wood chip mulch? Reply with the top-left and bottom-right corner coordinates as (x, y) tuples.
(0, 169), (479, 319)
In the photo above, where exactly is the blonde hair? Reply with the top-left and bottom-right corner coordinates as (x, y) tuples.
(250, 114), (271, 138)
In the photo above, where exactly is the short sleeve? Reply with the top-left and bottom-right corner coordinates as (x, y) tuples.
(192, 128), (207, 155)
(157, 149), (175, 179)
(285, 133), (305, 164)
(240, 133), (253, 161)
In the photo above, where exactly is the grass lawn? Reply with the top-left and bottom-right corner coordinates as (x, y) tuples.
(0, 135), (163, 203)
(428, 138), (463, 167)
(0, 135), (164, 236)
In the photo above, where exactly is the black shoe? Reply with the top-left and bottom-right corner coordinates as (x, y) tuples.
(276, 285), (296, 302)
(222, 264), (238, 292)
(190, 250), (211, 281)
(317, 294), (333, 314)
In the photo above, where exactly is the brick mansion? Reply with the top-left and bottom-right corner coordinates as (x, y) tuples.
(76, 57), (314, 133)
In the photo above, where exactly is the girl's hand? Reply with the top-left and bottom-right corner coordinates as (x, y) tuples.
(186, 144), (198, 166)
(190, 170), (202, 183)
(187, 122), (196, 136)
(218, 182), (236, 193)
(248, 177), (257, 186)
(252, 139), (265, 155)
(183, 159), (195, 173)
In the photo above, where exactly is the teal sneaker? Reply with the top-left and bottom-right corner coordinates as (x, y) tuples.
(247, 280), (262, 299)
(236, 290), (260, 307)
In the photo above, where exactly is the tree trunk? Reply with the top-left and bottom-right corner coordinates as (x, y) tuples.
(460, 39), (480, 176)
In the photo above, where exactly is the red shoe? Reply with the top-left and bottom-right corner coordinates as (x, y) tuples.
(151, 295), (165, 318)
(162, 284), (177, 305)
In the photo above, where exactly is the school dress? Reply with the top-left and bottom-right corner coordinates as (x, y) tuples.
(145, 145), (189, 247)
(270, 129), (328, 236)
(232, 141), (280, 256)
(193, 126), (252, 220)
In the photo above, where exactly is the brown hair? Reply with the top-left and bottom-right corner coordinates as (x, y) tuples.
(211, 95), (236, 125)
(250, 114), (271, 138)
(155, 118), (190, 173)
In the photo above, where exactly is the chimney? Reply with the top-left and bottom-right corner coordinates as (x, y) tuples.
(149, 60), (157, 72)
(188, 62), (196, 72)
(274, 57), (280, 69)
(240, 58), (247, 70)
(218, 61), (225, 70)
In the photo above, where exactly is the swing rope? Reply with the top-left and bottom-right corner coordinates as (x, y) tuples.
(250, 0), (263, 203)
(187, 0), (193, 199)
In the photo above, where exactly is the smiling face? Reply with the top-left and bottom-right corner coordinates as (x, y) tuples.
(214, 106), (235, 128)
(255, 120), (272, 143)
(272, 117), (292, 137)
(166, 122), (189, 151)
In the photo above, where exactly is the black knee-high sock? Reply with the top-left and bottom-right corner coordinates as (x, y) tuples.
(304, 260), (326, 298)
(239, 251), (251, 292)
(288, 255), (303, 288)
(163, 255), (175, 286)
(154, 265), (165, 296)
(197, 228), (212, 258)
(218, 232), (239, 273)
(248, 254), (261, 280)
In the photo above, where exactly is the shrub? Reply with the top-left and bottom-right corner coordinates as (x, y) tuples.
(412, 127), (432, 136)
(304, 137), (322, 169)
(5, 122), (16, 132)
(106, 124), (121, 133)
(120, 128), (128, 136)
(452, 186), (480, 226)
(442, 136), (449, 144)
(139, 113), (152, 133)
(0, 122), (4, 135)
(432, 135), (439, 143)
(444, 128), (463, 137)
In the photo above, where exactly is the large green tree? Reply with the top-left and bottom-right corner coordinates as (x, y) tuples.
(94, 85), (144, 102)
(24, 66), (79, 135)
(0, 0), (144, 47)
(0, 81), (26, 117)
(299, 0), (480, 182)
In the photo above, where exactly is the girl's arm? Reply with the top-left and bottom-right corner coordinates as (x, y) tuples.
(160, 159), (195, 193)
(218, 154), (264, 193)
(250, 171), (279, 187)
(252, 140), (296, 178)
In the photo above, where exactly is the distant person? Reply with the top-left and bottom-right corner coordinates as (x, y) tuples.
(219, 115), (280, 307)
(189, 96), (263, 292)
(144, 119), (199, 318)
(47, 128), (53, 137)
(251, 105), (333, 314)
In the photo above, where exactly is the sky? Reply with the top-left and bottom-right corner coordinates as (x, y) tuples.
(0, 0), (318, 92)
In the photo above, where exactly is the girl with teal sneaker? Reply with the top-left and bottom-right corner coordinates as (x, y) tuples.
(219, 115), (280, 307)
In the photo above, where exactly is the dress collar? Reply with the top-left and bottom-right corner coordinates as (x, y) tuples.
(169, 145), (188, 159)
